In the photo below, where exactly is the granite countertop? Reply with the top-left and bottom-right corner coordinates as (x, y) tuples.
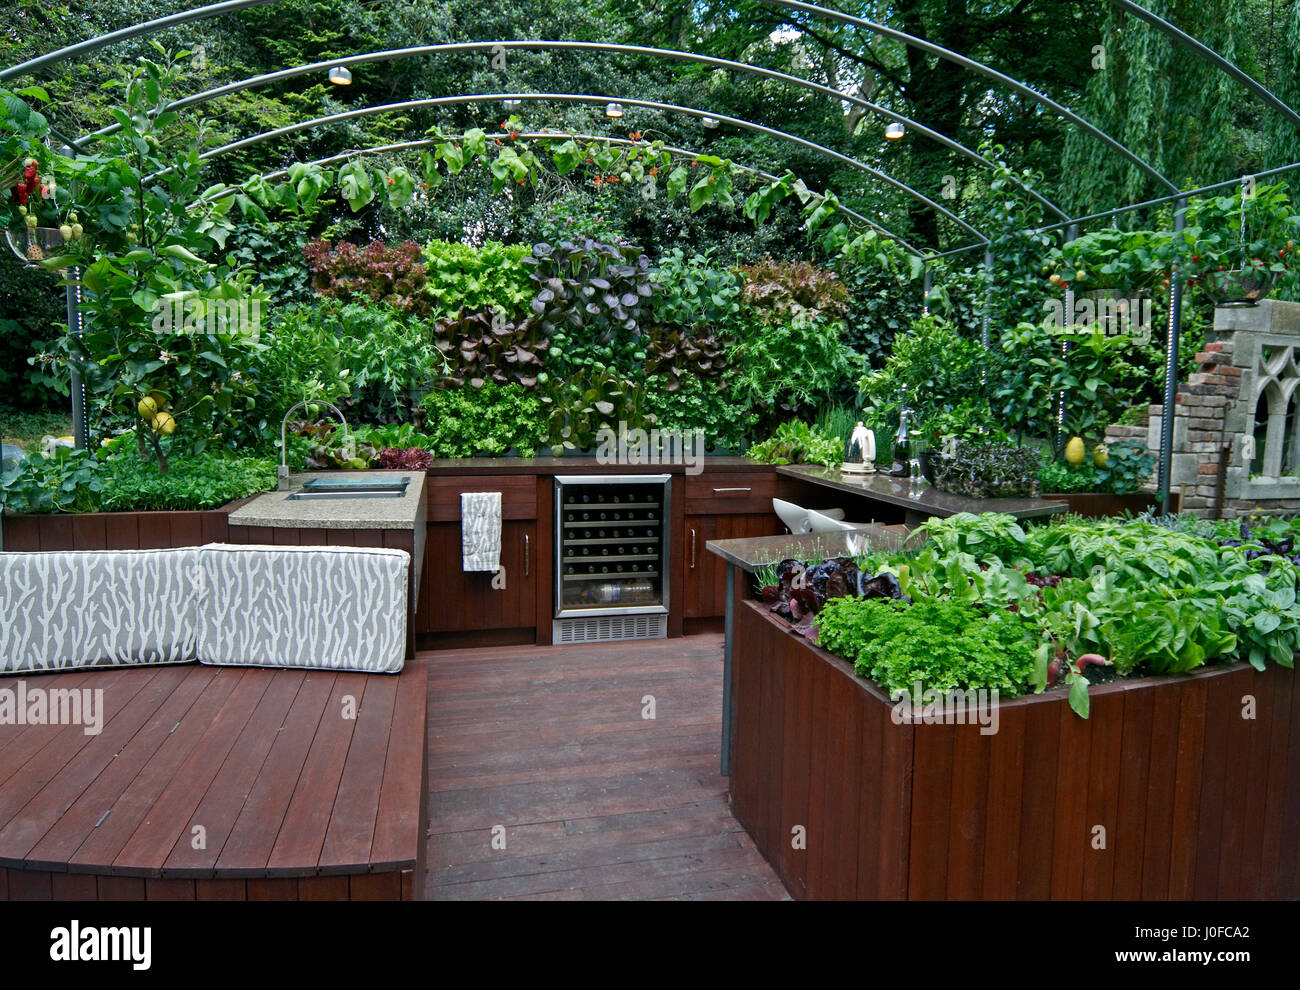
(706, 524), (916, 572)
(227, 471), (427, 530)
(776, 464), (1068, 520)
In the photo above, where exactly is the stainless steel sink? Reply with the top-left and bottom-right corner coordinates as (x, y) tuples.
(289, 476), (411, 500)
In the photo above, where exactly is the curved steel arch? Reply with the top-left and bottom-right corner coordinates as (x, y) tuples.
(81, 39), (1068, 221)
(762, 0), (1180, 193)
(0, 0), (276, 82)
(1110, 0), (1300, 132)
(17, 0), (1290, 202)
(207, 131), (926, 255)
(195, 92), (990, 245)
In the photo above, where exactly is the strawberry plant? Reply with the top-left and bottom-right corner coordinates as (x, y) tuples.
(1175, 181), (1300, 302)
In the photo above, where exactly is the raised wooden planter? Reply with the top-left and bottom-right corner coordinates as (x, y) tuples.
(730, 599), (1300, 900)
(0, 506), (234, 552)
(1042, 491), (1179, 517)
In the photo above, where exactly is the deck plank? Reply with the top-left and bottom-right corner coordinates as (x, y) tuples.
(161, 670), (308, 874)
(370, 665), (429, 871)
(266, 673), (370, 874)
(318, 675), (399, 871)
(23, 666), (217, 870)
(425, 632), (786, 901)
(0, 666), (193, 863)
(112, 669), (273, 874)
(0, 669), (147, 844)
(65, 667), (242, 872)
(214, 672), (339, 874)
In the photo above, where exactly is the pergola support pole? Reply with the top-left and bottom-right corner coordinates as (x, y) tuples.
(1060, 223), (1079, 455)
(981, 249), (993, 348)
(1158, 197), (1189, 514)
(65, 270), (87, 450)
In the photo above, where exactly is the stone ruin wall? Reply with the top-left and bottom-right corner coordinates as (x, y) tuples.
(1104, 299), (1300, 518)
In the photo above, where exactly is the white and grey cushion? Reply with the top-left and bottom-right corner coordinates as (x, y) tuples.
(194, 543), (409, 673)
(0, 548), (200, 674)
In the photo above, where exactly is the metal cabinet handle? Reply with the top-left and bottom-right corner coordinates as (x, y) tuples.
(524, 533), (530, 577)
(690, 528), (697, 570)
(713, 487), (752, 493)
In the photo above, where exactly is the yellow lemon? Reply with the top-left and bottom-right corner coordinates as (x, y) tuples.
(137, 395), (158, 420)
(151, 411), (176, 436)
(1065, 436), (1086, 467)
(1093, 443), (1109, 468)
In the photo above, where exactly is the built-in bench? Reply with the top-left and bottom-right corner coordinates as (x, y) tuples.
(0, 542), (425, 900)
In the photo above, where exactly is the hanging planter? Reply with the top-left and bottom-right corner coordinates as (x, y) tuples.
(5, 224), (63, 263)
(1201, 267), (1278, 308)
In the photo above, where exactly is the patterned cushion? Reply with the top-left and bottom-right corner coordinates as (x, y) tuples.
(0, 549), (200, 673)
(194, 544), (409, 673)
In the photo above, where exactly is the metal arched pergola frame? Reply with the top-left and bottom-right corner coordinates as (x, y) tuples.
(82, 39), (1070, 222)
(192, 92), (992, 245)
(7, 0), (1300, 512)
(202, 131), (929, 256)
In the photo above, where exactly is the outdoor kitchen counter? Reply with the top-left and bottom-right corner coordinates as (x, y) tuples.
(775, 464), (1069, 525)
(228, 470), (427, 530)
(420, 455), (772, 475)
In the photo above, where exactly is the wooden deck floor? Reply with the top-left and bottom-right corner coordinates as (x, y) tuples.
(422, 633), (789, 900)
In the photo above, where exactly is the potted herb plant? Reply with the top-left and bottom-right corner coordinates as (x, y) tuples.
(1046, 227), (1170, 297)
(1038, 439), (1173, 515)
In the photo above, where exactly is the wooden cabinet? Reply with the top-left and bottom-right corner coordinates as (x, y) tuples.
(416, 519), (538, 633)
(683, 512), (785, 619)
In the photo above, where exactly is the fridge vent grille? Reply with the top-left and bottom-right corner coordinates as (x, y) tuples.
(554, 615), (668, 643)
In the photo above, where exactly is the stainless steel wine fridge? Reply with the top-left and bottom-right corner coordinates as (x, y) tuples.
(553, 474), (671, 643)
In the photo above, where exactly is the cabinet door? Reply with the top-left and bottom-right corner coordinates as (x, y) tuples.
(417, 520), (538, 632)
(684, 513), (785, 619)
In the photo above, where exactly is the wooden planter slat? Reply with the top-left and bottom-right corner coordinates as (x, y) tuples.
(730, 599), (1300, 900)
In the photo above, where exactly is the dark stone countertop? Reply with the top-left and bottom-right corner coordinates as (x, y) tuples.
(775, 464), (1068, 520)
(706, 524), (916, 572)
(423, 455), (771, 475)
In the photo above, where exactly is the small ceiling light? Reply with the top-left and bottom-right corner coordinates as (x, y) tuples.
(702, 116), (720, 130)
(885, 121), (905, 140)
(328, 65), (353, 86)
(503, 98), (522, 111)
(605, 102), (623, 118)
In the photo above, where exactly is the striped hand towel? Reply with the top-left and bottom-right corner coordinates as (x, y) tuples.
(461, 491), (503, 572)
